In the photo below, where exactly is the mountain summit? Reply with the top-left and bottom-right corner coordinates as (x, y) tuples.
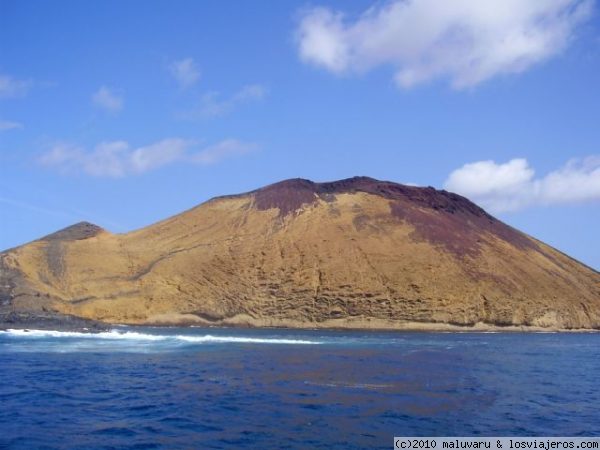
(1, 177), (598, 330)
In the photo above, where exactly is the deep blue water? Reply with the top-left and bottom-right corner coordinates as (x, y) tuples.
(0, 327), (599, 449)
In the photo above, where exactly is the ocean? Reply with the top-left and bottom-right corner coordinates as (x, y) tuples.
(0, 327), (599, 449)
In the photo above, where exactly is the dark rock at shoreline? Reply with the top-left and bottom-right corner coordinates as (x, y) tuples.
(0, 311), (110, 332)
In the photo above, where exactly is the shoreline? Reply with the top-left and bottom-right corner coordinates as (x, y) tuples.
(0, 311), (110, 333)
(119, 312), (600, 333)
(126, 321), (600, 334)
(2, 311), (599, 334)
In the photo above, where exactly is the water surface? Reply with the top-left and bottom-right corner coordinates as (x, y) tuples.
(1, 327), (598, 449)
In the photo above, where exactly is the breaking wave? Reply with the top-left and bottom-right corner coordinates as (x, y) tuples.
(0, 328), (321, 348)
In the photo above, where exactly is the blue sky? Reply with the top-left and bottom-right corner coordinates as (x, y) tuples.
(1, 0), (599, 269)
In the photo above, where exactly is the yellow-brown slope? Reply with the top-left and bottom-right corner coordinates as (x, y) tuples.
(1, 177), (598, 330)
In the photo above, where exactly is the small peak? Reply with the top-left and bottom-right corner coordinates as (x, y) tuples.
(253, 179), (317, 217)
(259, 178), (315, 190)
(41, 222), (105, 242)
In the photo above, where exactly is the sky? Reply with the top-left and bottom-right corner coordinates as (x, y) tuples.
(1, 0), (599, 269)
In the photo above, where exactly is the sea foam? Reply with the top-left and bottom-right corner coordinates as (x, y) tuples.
(0, 329), (320, 345)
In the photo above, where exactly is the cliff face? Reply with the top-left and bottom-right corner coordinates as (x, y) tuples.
(1, 177), (598, 330)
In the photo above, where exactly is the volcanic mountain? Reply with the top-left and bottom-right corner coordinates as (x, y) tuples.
(1, 177), (598, 330)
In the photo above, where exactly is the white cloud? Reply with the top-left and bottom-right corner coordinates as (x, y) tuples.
(129, 139), (188, 173)
(191, 139), (258, 165)
(92, 86), (123, 112)
(444, 156), (600, 213)
(234, 84), (267, 101)
(0, 119), (23, 131)
(37, 138), (256, 177)
(296, 0), (593, 89)
(297, 8), (350, 74)
(0, 74), (32, 98)
(170, 58), (201, 88)
(185, 84), (267, 119)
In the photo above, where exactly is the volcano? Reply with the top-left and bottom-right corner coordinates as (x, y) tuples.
(1, 177), (598, 330)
